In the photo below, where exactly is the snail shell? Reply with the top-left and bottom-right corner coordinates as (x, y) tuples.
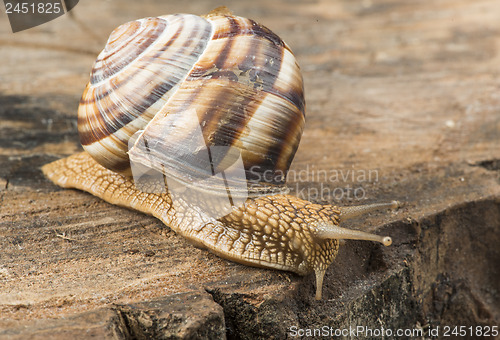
(42, 8), (397, 300)
(78, 7), (305, 194)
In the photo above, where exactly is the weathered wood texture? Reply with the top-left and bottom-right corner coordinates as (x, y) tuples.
(1, 0), (499, 339)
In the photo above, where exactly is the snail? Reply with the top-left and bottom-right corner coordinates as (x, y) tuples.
(41, 7), (399, 300)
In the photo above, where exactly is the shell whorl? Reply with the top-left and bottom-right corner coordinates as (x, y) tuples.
(78, 12), (305, 191)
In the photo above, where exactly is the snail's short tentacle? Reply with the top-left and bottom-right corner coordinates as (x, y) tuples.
(314, 269), (326, 300)
(338, 201), (400, 222)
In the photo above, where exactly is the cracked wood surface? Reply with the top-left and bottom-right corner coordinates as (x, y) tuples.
(1, 0), (499, 338)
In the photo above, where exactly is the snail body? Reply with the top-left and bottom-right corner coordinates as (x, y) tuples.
(42, 8), (397, 300)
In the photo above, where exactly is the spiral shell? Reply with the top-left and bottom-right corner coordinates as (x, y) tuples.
(78, 8), (305, 192)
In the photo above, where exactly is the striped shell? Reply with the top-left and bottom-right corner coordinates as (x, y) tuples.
(78, 8), (305, 194)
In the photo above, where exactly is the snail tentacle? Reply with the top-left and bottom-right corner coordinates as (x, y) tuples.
(314, 269), (326, 300)
(338, 201), (400, 222)
(315, 222), (392, 246)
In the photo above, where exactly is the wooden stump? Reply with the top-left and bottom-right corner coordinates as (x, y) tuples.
(1, 0), (499, 338)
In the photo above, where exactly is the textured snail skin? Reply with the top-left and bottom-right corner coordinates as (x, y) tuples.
(42, 152), (396, 300)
